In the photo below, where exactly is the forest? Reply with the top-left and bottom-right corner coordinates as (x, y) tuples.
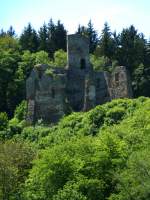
(1, 19), (150, 200)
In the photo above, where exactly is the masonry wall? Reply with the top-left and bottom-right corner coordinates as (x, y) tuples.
(106, 66), (133, 100)
(26, 34), (133, 124)
(26, 65), (67, 124)
(67, 34), (91, 71)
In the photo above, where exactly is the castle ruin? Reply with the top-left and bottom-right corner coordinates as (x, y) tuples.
(26, 34), (132, 124)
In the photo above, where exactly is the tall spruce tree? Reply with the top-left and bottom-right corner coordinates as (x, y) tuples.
(38, 22), (48, 52)
(0, 29), (6, 37)
(47, 19), (67, 58)
(19, 23), (39, 52)
(47, 18), (56, 58)
(7, 26), (15, 37)
(76, 21), (98, 53)
(87, 20), (98, 53)
(54, 20), (67, 51)
(98, 22), (115, 59)
(117, 25), (145, 73)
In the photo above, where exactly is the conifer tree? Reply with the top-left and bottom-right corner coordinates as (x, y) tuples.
(0, 29), (6, 37)
(47, 19), (67, 58)
(19, 23), (39, 52)
(87, 20), (98, 53)
(118, 25), (145, 72)
(38, 22), (48, 52)
(54, 20), (67, 51)
(76, 21), (98, 53)
(47, 18), (56, 58)
(99, 22), (115, 59)
(7, 26), (15, 37)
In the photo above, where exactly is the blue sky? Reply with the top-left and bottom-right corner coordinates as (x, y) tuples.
(1, 0), (150, 38)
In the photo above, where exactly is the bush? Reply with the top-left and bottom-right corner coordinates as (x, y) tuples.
(14, 100), (27, 121)
(105, 107), (126, 125)
(0, 112), (8, 131)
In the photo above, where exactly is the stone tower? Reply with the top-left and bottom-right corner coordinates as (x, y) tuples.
(66, 34), (93, 112)
(67, 34), (92, 71)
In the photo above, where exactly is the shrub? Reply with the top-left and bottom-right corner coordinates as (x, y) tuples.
(14, 100), (27, 121)
(105, 107), (126, 125)
(0, 112), (8, 131)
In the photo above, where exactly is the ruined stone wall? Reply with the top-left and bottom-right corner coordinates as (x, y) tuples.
(26, 65), (67, 124)
(66, 69), (86, 111)
(83, 73), (96, 111)
(94, 72), (111, 105)
(106, 66), (133, 100)
(26, 34), (133, 124)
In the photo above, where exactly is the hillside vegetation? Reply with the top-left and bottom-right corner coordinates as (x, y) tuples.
(1, 97), (150, 200)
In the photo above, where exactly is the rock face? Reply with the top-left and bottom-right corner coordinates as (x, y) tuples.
(26, 34), (132, 124)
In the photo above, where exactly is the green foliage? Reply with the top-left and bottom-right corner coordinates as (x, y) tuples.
(90, 54), (115, 71)
(77, 20), (98, 53)
(14, 100), (27, 121)
(50, 49), (67, 67)
(19, 97), (150, 200)
(109, 149), (150, 200)
(52, 183), (87, 200)
(0, 48), (22, 116)
(0, 140), (35, 200)
(18, 126), (51, 143)
(1, 97), (150, 200)
(19, 23), (39, 52)
(98, 22), (115, 59)
(35, 51), (50, 65)
(0, 35), (19, 51)
(38, 19), (67, 58)
(105, 107), (126, 125)
(0, 112), (8, 131)
(23, 135), (127, 200)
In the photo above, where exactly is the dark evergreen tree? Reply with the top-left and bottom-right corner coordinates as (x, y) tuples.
(76, 21), (98, 53)
(87, 20), (98, 53)
(112, 31), (120, 59)
(76, 24), (87, 35)
(143, 38), (150, 67)
(54, 20), (67, 51)
(38, 22), (48, 52)
(76, 24), (82, 34)
(19, 23), (39, 52)
(98, 22), (115, 59)
(117, 25), (145, 73)
(47, 19), (67, 58)
(47, 18), (56, 58)
(7, 26), (15, 37)
(0, 29), (6, 37)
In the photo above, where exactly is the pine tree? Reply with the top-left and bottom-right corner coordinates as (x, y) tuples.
(54, 20), (67, 51)
(76, 21), (98, 53)
(118, 25), (145, 72)
(19, 23), (39, 52)
(76, 25), (87, 36)
(99, 22), (115, 59)
(47, 19), (67, 58)
(47, 18), (56, 58)
(0, 29), (6, 37)
(87, 20), (98, 53)
(7, 26), (15, 37)
(38, 23), (48, 52)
